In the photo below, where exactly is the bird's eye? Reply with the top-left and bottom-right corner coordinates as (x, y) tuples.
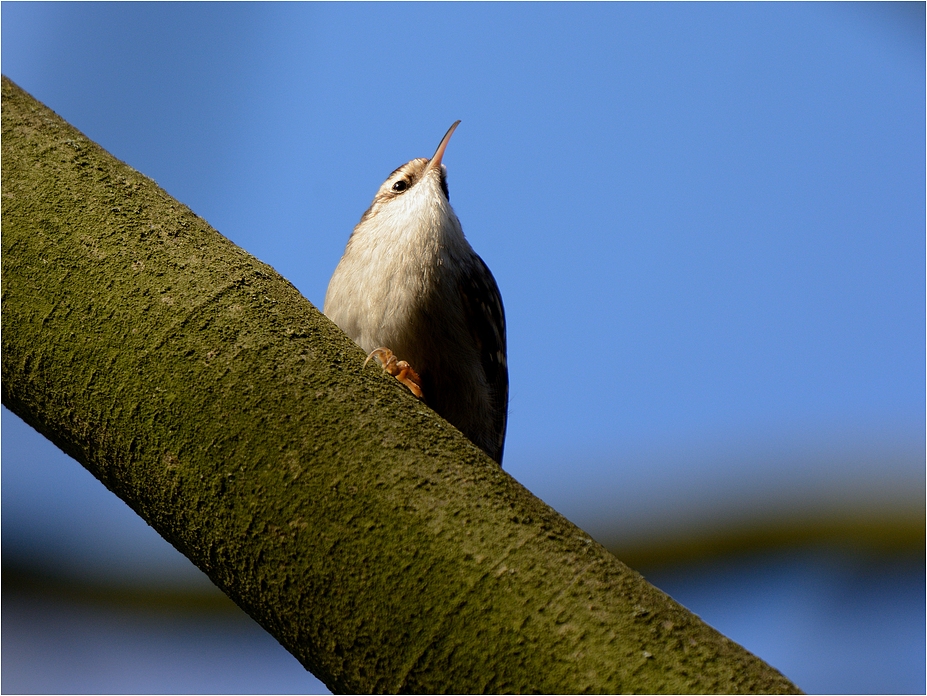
(392, 179), (408, 192)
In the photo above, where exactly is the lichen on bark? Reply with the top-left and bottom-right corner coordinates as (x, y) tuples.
(1, 76), (801, 694)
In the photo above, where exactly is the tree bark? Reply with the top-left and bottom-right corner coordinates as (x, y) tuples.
(1, 76), (801, 694)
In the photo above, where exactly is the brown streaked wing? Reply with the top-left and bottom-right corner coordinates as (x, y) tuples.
(459, 254), (508, 462)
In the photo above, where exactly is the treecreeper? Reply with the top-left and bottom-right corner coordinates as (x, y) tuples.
(324, 121), (508, 464)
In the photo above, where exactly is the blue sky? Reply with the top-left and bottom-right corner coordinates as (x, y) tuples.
(2, 1), (924, 544)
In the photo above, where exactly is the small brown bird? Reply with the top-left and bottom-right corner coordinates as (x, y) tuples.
(324, 122), (508, 463)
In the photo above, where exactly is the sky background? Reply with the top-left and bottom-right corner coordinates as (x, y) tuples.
(1, 2), (924, 694)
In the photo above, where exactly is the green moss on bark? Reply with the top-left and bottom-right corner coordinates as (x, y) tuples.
(1, 76), (801, 694)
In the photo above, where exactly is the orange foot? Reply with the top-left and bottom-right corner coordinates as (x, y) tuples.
(364, 347), (423, 399)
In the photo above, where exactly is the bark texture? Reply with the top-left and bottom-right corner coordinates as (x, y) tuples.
(1, 76), (801, 694)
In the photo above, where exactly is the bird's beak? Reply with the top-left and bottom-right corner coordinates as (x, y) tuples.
(425, 120), (461, 173)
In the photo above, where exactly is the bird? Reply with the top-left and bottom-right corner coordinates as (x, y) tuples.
(324, 121), (508, 464)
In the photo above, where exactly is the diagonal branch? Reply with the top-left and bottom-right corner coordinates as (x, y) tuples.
(1, 75), (800, 694)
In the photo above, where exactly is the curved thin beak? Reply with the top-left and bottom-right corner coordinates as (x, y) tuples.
(425, 120), (461, 173)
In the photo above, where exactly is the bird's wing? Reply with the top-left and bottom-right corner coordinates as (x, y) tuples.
(460, 254), (509, 461)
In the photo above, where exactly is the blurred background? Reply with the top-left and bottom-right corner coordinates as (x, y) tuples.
(1, 2), (924, 693)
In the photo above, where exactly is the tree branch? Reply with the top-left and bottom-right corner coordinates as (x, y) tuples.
(1, 76), (800, 694)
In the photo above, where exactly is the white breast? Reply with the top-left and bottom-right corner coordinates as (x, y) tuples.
(323, 173), (472, 355)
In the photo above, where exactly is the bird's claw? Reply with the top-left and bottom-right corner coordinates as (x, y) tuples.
(365, 347), (423, 398)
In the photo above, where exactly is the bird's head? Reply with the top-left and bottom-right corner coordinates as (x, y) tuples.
(359, 121), (461, 228)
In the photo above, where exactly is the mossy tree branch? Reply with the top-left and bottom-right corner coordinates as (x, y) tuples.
(1, 76), (800, 694)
